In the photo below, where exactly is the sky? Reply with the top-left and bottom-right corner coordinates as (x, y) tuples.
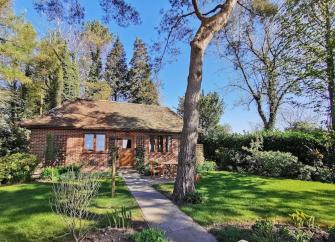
(14, 0), (261, 133)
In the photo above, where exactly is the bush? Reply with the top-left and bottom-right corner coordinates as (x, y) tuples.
(183, 191), (204, 204)
(130, 228), (167, 242)
(196, 161), (217, 174)
(204, 130), (335, 167)
(251, 219), (281, 242)
(40, 164), (81, 181)
(0, 153), (38, 184)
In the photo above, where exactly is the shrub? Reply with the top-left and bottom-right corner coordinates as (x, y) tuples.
(251, 219), (281, 242)
(51, 172), (101, 242)
(130, 228), (167, 242)
(196, 161), (217, 174)
(210, 226), (252, 242)
(204, 130), (335, 167)
(41, 164), (81, 181)
(183, 191), (204, 204)
(0, 153), (38, 184)
(41, 166), (60, 181)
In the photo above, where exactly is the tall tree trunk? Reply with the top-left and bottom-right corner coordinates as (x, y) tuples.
(172, 41), (204, 201)
(172, 0), (237, 202)
(325, 2), (335, 130)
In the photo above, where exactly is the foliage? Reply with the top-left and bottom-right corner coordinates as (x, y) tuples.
(204, 130), (335, 168)
(251, 219), (281, 242)
(196, 161), (217, 174)
(177, 91), (224, 136)
(0, 123), (28, 157)
(183, 191), (204, 204)
(44, 134), (58, 166)
(0, 152), (38, 184)
(210, 226), (252, 242)
(106, 206), (132, 229)
(51, 172), (101, 242)
(134, 147), (148, 175)
(240, 136), (300, 178)
(328, 226), (335, 242)
(130, 228), (167, 242)
(105, 36), (128, 101)
(289, 210), (316, 228)
(41, 164), (81, 181)
(154, 171), (335, 225)
(127, 38), (159, 105)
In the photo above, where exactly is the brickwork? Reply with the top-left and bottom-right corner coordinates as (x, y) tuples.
(28, 128), (180, 167)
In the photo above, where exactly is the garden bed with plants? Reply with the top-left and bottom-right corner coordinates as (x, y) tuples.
(153, 171), (335, 242)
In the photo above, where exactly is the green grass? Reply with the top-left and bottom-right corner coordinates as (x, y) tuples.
(154, 171), (335, 226)
(0, 177), (143, 242)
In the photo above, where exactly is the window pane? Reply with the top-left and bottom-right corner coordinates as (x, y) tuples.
(96, 134), (106, 151)
(158, 136), (163, 152)
(84, 134), (94, 150)
(122, 139), (132, 149)
(150, 136), (155, 152)
(166, 136), (172, 152)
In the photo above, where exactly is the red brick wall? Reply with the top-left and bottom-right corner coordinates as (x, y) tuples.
(28, 128), (180, 167)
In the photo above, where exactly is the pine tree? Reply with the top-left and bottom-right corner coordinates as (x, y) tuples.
(127, 38), (159, 105)
(105, 37), (128, 101)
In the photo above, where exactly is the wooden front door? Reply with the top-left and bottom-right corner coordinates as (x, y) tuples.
(118, 137), (134, 167)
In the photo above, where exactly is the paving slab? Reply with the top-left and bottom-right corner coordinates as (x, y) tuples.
(120, 170), (217, 242)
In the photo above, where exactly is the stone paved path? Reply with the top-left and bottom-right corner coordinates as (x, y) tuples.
(120, 170), (217, 242)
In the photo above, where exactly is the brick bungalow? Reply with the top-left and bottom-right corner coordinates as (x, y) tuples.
(20, 99), (183, 168)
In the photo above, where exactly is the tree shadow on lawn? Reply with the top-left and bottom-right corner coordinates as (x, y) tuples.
(180, 172), (335, 226)
(0, 180), (142, 242)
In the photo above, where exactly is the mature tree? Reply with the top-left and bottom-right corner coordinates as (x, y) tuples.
(82, 21), (112, 99)
(284, 0), (335, 130)
(0, 0), (36, 122)
(128, 38), (159, 105)
(157, 0), (277, 201)
(105, 37), (128, 101)
(177, 91), (224, 135)
(219, 1), (299, 130)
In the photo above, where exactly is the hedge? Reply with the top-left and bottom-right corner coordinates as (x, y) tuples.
(203, 130), (335, 167)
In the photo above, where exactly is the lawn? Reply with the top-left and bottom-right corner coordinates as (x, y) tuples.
(0, 177), (143, 242)
(154, 171), (335, 226)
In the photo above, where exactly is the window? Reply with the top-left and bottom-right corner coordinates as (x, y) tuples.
(136, 136), (145, 148)
(122, 139), (132, 149)
(150, 136), (155, 152)
(84, 134), (94, 150)
(84, 134), (106, 152)
(165, 136), (172, 152)
(158, 136), (163, 152)
(96, 134), (106, 151)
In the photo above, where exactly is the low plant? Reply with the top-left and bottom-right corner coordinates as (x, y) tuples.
(130, 228), (167, 242)
(41, 166), (60, 181)
(289, 210), (316, 228)
(41, 164), (81, 181)
(50, 172), (101, 242)
(251, 219), (282, 242)
(106, 206), (132, 229)
(183, 191), (204, 204)
(210, 226), (252, 242)
(196, 161), (217, 174)
(328, 226), (335, 242)
(0, 153), (38, 184)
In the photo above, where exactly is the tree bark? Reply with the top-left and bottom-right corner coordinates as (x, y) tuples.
(172, 0), (237, 202)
